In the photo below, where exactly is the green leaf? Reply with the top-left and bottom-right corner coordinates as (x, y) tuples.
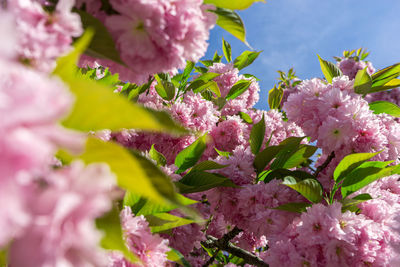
(371, 63), (400, 86)
(369, 101), (400, 117)
(333, 151), (381, 182)
(238, 111), (253, 124)
(370, 78), (400, 93)
(341, 161), (395, 198)
(249, 114), (266, 154)
(96, 205), (138, 263)
(234, 51), (262, 70)
(80, 138), (176, 203)
(149, 144), (167, 167)
(272, 202), (312, 213)
(167, 248), (192, 267)
(225, 80), (252, 100)
(209, 8), (248, 44)
(190, 160), (227, 172)
(282, 177), (323, 203)
(204, 0), (265, 10)
(268, 85), (284, 109)
(154, 74), (175, 101)
(214, 147), (231, 158)
(253, 145), (282, 173)
(341, 193), (372, 212)
(146, 213), (194, 233)
(123, 191), (197, 216)
(176, 171), (237, 193)
(317, 55), (342, 83)
(175, 134), (208, 174)
(270, 137), (306, 170)
(280, 145), (317, 169)
(222, 38), (232, 62)
(353, 67), (372, 94)
(76, 10), (124, 65)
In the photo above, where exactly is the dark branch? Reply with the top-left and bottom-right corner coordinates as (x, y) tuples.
(314, 151), (335, 177)
(201, 227), (269, 267)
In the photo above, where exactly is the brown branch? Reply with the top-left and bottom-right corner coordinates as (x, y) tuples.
(201, 227), (269, 267)
(314, 151), (335, 177)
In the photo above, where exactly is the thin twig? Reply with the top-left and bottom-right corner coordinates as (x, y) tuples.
(201, 227), (269, 267)
(314, 151), (335, 177)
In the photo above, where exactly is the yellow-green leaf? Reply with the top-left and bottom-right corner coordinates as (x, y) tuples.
(204, 0), (265, 10)
(80, 138), (176, 204)
(96, 205), (139, 263)
(209, 8), (247, 44)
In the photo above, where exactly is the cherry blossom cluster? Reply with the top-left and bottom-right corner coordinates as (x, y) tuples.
(77, 0), (216, 84)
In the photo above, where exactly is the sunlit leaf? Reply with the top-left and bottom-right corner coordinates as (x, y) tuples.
(96, 205), (138, 263)
(222, 38), (232, 62)
(167, 248), (192, 267)
(353, 67), (372, 94)
(80, 138), (176, 203)
(282, 177), (323, 203)
(234, 51), (262, 70)
(176, 171), (237, 193)
(204, 0), (265, 10)
(225, 80), (252, 100)
(209, 8), (248, 44)
(317, 55), (342, 83)
(369, 101), (400, 117)
(341, 161), (395, 198)
(149, 144), (167, 167)
(175, 134), (208, 174)
(268, 85), (284, 109)
(333, 151), (381, 182)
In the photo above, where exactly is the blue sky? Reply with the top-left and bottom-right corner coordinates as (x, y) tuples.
(204, 0), (400, 110)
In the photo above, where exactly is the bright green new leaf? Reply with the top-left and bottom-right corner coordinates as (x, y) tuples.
(317, 55), (342, 83)
(282, 177), (323, 203)
(212, 51), (223, 63)
(268, 85), (284, 109)
(167, 248), (192, 267)
(369, 101), (400, 117)
(209, 8), (247, 44)
(96, 205), (138, 263)
(176, 171), (237, 193)
(272, 202), (312, 213)
(253, 145), (282, 174)
(175, 134), (208, 174)
(222, 38), (232, 62)
(76, 10), (124, 65)
(249, 114), (266, 154)
(80, 138), (176, 203)
(149, 144), (167, 167)
(204, 0), (265, 10)
(239, 111), (253, 124)
(234, 51), (262, 70)
(146, 213), (195, 233)
(371, 63), (400, 85)
(225, 80), (252, 100)
(333, 151), (381, 182)
(123, 191), (197, 216)
(353, 67), (372, 94)
(370, 78), (400, 93)
(341, 161), (395, 198)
